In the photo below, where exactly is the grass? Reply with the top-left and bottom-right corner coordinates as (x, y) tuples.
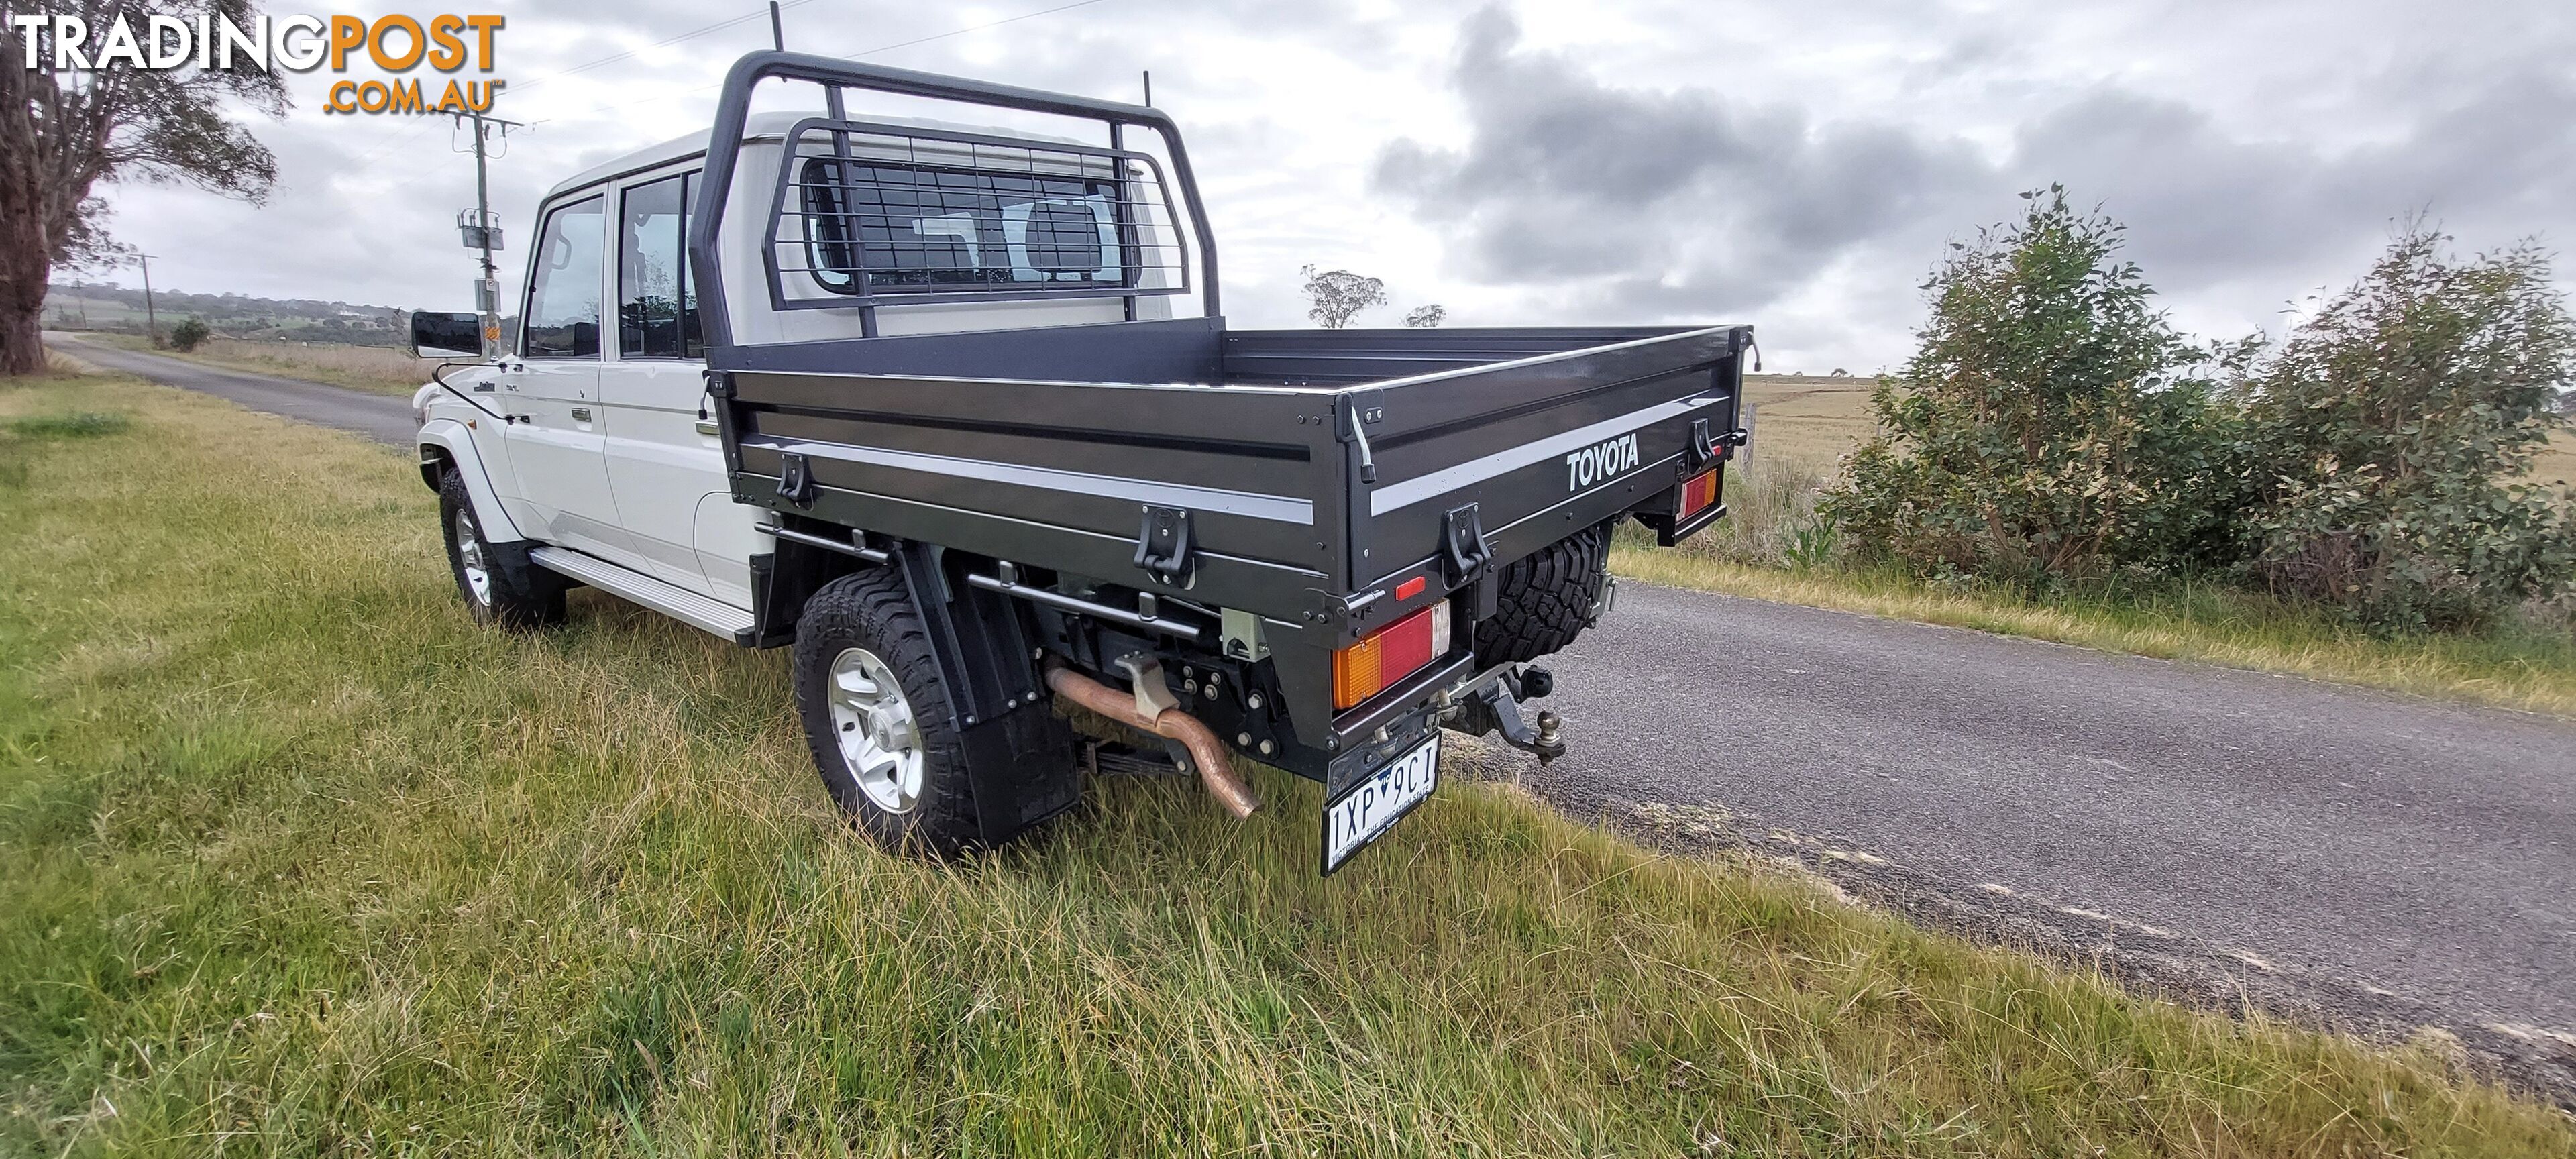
(65, 331), (438, 396)
(3, 373), (2571, 1156)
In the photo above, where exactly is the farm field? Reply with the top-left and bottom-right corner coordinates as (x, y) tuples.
(3, 371), (2569, 1154)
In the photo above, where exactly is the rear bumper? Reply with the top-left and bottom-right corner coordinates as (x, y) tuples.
(1318, 653), (1513, 799)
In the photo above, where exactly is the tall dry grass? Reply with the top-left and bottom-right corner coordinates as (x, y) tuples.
(187, 337), (439, 395)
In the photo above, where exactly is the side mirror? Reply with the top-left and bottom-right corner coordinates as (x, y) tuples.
(411, 311), (483, 358)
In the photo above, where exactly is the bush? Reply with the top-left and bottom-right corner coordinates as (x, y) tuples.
(2233, 227), (2576, 631)
(168, 317), (210, 352)
(1822, 188), (2245, 585)
(1668, 455), (1835, 568)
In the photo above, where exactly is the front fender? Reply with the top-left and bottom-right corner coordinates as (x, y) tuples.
(417, 417), (527, 543)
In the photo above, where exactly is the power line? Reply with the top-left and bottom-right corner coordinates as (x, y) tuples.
(336, 0), (1124, 215)
(343, 0), (826, 168)
(525, 0), (1121, 129)
(840, 0), (1113, 60)
(509, 0), (825, 95)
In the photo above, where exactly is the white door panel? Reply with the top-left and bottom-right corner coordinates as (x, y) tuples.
(694, 491), (767, 609)
(502, 360), (634, 561)
(604, 168), (739, 599)
(602, 359), (728, 594)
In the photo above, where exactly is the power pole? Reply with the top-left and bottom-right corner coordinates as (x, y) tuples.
(134, 252), (159, 344)
(452, 109), (524, 358)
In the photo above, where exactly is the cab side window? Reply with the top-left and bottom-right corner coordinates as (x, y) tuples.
(524, 196), (604, 358)
(618, 172), (702, 359)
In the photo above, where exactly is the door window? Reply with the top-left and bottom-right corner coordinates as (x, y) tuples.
(523, 196), (604, 358)
(617, 172), (702, 359)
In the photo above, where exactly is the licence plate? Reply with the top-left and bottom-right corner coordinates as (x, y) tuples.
(1322, 733), (1440, 873)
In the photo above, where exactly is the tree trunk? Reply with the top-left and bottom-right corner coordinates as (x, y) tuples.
(0, 190), (48, 377)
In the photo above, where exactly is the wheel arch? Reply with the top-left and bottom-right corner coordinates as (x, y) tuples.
(417, 418), (527, 543)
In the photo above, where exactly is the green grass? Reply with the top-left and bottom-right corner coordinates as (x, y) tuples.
(3, 374), (2571, 1156)
(7, 410), (131, 440)
(1621, 458), (2576, 718)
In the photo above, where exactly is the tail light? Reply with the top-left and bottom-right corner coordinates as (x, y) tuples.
(1333, 601), (1452, 710)
(1678, 467), (1721, 520)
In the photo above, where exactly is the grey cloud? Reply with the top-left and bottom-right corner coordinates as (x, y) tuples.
(1374, 3), (2576, 344)
(1373, 6), (1992, 319)
(2004, 70), (2576, 301)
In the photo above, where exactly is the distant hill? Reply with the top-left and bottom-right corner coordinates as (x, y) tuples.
(44, 281), (413, 347)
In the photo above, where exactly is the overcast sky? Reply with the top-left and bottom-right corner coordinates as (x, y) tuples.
(80, 0), (2576, 370)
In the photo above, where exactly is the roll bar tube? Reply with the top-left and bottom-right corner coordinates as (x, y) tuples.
(685, 50), (1222, 356)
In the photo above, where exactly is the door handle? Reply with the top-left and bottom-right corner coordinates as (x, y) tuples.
(694, 419), (721, 436)
(570, 407), (592, 423)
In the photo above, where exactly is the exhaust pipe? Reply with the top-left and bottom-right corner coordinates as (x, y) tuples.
(1044, 661), (1260, 818)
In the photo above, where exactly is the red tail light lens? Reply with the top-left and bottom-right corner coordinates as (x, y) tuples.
(1679, 467), (1720, 520)
(1332, 602), (1453, 710)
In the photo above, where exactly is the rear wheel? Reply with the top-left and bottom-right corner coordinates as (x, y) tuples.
(1473, 520), (1613, 665)
(793, 569), (982, 854)
(438, 469), (564, 629)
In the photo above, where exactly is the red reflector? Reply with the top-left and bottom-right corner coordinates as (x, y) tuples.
(1679, 468), (1720, 519)
(1395, 575), (1426, 601)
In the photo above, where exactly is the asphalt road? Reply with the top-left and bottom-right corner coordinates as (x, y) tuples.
(53, 334), (418, 446)
(1534, 581), (2576, 1046)
(60, 333), (2576, 1085)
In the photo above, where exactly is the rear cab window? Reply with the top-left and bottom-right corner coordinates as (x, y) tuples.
(617, 171), (703, 359)
(800, 157), (1123, 294)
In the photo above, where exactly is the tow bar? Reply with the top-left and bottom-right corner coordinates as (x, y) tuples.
(1447, 664), (1568, 764)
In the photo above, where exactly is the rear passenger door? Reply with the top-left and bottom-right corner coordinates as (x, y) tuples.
(601, 169), (759, 604)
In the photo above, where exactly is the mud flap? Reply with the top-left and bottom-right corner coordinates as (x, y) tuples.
(959, 706), (1081, 843)
(885, 543), (1081, 844)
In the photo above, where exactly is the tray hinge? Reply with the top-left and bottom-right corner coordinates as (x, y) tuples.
(1133, 504), (1195, 584)
(1440, 502), (1492, 585)
(777, 451), (816, 506)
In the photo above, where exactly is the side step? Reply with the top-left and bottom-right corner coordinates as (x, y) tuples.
(529, 546), (757, 641)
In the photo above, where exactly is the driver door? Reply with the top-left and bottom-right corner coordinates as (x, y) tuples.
(504, 194), (635, 565)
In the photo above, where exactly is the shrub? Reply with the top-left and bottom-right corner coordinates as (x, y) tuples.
(1672, 455), (1835, 568)
(168, 317), (211, 352)
(2233, 227), (2576, 631)
(1823, 187), (2245, 585)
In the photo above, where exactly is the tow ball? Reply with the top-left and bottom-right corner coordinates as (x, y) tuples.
(1460, 664), (1568, 764)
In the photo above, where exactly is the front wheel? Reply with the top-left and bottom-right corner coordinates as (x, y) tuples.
(792, 569), (983, 854)
(438, 469), (564, 629)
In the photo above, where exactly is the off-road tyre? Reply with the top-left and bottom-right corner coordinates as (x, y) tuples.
(1473, 520), (1613, 665)
(439, 469), (566, 629)
(792, 569), (982, 855)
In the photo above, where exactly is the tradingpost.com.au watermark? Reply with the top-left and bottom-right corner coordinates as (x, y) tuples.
(9, 11), (507, 114)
